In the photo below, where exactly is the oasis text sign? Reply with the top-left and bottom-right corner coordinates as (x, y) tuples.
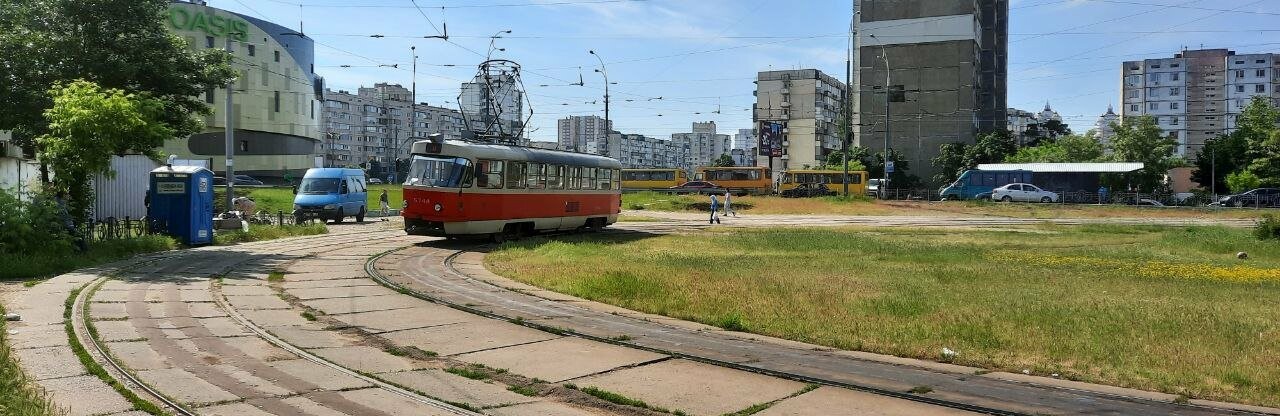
(168, 6), (249, 42)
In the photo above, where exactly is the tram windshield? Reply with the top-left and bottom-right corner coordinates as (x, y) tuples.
(406, 155), (471, 188)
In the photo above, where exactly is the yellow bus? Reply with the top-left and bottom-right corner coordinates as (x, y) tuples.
(779, 170), (867, 196)
(697, 166), (772, 195)
(621, 168), (687, 190)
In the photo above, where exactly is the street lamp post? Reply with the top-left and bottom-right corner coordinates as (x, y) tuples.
(869, 34), (890, 199)
(589, 50), (610, 157)
(397, 46), (417, 185)
(843, 6), (860, 197)
(224, 38), (236, 212)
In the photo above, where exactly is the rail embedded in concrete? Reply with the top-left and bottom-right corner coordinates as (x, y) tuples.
(371, 242), (1276, 416)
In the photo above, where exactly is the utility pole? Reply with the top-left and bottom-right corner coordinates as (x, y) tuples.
(590, 50), (610, 157)
(224, 37), (235, 212)
(401, 45), (417, 185)
(842, 3), (857, 197)
(869, 34), (890, 199)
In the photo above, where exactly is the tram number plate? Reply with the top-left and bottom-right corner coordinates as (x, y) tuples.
(565, 201), (580, 213)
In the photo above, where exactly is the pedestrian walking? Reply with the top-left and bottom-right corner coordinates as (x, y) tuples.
(723, 191), (736, 217)
(379, 190), (390, 216)
(709, 193), (721, 224)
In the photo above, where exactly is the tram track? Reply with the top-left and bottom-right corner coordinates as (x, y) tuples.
(365, 246), (1021, 416)
(368, 241), (1275, 416)
(66, 229), (480, 416)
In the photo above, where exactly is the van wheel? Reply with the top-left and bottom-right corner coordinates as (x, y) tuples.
(333, 208), (344, 223)
(1001, 196), (1013, 202)
(356, 207), (365, 223)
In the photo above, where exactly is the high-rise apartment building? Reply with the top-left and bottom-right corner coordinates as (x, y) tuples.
(587, 133), (681, 169)
(854, 0), (1008, 182)
(671, 121), (731, 173)
(557, 115), (612, 153)
(1121, 48), (1280, 156)
(321, 83), (465, 177)
(753, 70), (845, 180)
(1094, 106), (1120, 148)
(732, 128), (757, 167)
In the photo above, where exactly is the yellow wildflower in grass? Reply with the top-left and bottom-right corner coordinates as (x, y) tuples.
(988, 251), (1280, 283)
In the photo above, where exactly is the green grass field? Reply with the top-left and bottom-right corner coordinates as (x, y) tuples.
(487, 225), (1280, 406)
(621, 191), (1270, 219)
(2, 235), (176, 281)
(215, 184), (404, 215)
(214, 223), (328, 245)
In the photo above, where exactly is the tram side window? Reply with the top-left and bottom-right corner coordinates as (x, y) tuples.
(613, 169), (621, 190)
(581, 167), (597, 190)
(476, 159), (504, 189)
(567, 166), (581, 190)
(597, 168), (613, 190)
(526, 163), (545, 189)
(506, 161), (527, 189)
(547, 165), (564, 189)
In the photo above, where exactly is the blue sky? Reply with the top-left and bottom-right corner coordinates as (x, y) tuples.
(214, 0), (1280, 143)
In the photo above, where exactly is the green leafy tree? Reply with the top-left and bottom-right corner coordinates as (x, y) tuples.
(37, 80), (173, 224)
(1005, 133), (1103, 163)
(822, 149), (866, 171)
(713, 153), (735, 167)
(1042, 119), (1072, 140)
(931, 142), (969, 185)
(1226, 170), (1261, 194)
(1108, 115), (1183, 191)
(1235, 97), (1280, 185)
(1191, 132), (1250, 193)
(0, 0), (235, 166)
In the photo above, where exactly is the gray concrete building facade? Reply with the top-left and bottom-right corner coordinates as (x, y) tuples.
(753, 69), (845, 180)
(321, 83), (465, 176)
(854, 0), (1008, 183)
(557, 115), (612, 153)
(672, 121), (731, 173)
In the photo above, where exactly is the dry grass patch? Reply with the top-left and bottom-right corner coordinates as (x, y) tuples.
(488, 225), (1280, 406)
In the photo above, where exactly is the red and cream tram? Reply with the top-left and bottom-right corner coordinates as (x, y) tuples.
(401, 136), (622, 239)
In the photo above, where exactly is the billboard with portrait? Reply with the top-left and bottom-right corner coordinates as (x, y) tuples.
(758, 121), (783, 157)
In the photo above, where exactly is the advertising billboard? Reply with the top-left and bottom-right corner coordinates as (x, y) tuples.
(758, 122), (783, 157)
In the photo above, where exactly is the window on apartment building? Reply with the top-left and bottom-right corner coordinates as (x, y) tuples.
(204, 87), (214, 104)
(205, 36), (215, 48)
(1126, 90), (1139, 98)
(1258, 59), (1267, 64)
(247, 45), (255, 57)
(1152, 64), (1161, 69)
(1236, 60), (1245, 65)
(1171, 117), (1180, 125)
(1149, 103), (1159, 110)
(1237, 85), (1246, 93)
(1171, 73), (1180, 81)
(1170, 87), (1180, 96)
(273, 50), (280, 62)
(1150, 73), (1160, 82)
(1236, 70), (1245, 78)
(1171, 102), (1180, 110)
(1130, 104), (1139, 112)
(1207, 116), (1217, 120)
(1171, 63), (1180, 68)
(1258, 84), (1267, 93)
(273, 91), (280, 112)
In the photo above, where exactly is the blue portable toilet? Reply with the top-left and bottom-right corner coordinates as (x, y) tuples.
(147, 165), (214, 245)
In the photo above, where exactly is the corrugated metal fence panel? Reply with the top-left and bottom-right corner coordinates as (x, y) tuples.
(92, 155), (158, 221)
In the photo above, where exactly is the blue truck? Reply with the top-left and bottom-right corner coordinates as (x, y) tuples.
(939, 169), (1034, 200)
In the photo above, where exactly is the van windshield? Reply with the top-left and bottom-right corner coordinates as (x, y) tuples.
(406, 155), (471, 188)
(299, 178), (340, 194)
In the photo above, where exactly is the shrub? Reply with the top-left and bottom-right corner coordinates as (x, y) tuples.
(0, 189), (75, 257)
(1256, 214), (1280, 240)
(1226, 171), (1261, 194)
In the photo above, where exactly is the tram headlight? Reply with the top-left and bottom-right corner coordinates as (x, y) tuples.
(433, 203), (443, 212)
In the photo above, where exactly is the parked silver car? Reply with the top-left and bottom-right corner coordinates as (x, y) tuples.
(991, 183), (1059, 203)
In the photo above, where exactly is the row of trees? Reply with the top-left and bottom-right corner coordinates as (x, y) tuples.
(932, 111), (1202, 192)
(1190, 96), (1280, 193)
(0, 0), (235, 224)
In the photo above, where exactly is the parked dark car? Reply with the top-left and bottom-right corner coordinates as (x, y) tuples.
(1218, 188), (1280, 207)
(780, 182), (831, 198)
(667, 180), (726, 195)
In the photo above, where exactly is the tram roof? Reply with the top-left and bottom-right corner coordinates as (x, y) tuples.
(411, 139), (622, 169)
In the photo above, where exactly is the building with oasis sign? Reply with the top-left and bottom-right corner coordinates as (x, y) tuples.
(163, 0), (324, 183)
